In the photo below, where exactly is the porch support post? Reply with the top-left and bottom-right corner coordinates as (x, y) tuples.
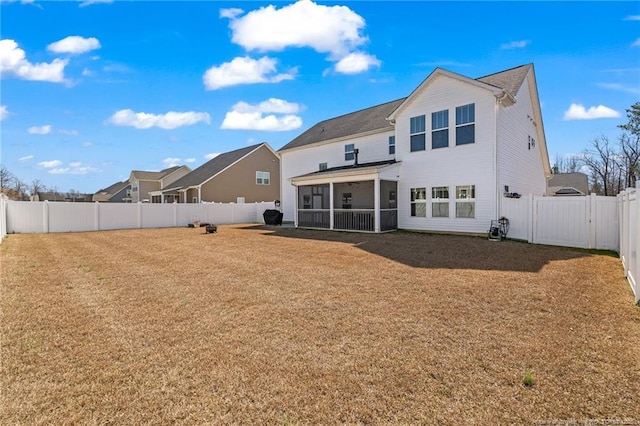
(293, 183), (298, 228)
(374, 177), (381, 233)
(329, 182), (334, 230)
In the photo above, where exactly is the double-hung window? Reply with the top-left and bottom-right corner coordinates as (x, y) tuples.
(431, 186), (449, 217)
(410, 115), (426, 152)
(455, 185), (475, 218)
(345, 144), (355, 161)
(389, 136), (396, 155)
(456, 103), (475, 145)
(319, 162), (327, 171)
(410, 187), (427, 217)
(256, 171), (270, 185)
(431, 110), (449, 149)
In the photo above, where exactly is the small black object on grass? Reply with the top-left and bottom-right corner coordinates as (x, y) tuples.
(205, 224), (217, 234)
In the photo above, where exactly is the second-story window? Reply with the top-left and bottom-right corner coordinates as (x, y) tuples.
(456, 103), (475, 145)
(389, 136), (396, 154)
(410, 115), (426, 152)
(256, 171), (270, 185)
(432, 109), (449, 149)
(345, 144), (355, 161)
(319, 162), (327, 171)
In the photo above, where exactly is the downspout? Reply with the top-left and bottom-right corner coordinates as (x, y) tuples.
(198, 185), (202, 203)
(494, 92), (506, 220)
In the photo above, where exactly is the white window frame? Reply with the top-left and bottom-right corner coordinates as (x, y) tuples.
(431, 186), (450, 218)
(410, 187), (427, 217)
(455, 185), (475, 218)
(455, 103), (475, 146)
(345, 144), (355, 161)
(256, 171), (270, 185)
(319, 162), (327, 171)
(431, 110), (449, 149)
(388, 136), (396, 155)
(410, 115), (426, 152)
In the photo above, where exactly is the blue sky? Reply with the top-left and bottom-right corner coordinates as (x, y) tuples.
(1, 0), (639, 194)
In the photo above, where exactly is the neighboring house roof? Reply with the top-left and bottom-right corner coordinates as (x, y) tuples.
(547, 172), (589, 196)
(280, 64), (533, 152)
(279, 98), (406, 152)
(164, 143), (273, 191)
(130, 166), (181, 181)
(93, 180), (130, 202)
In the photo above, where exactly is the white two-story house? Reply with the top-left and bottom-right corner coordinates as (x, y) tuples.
(278, 63), (551, 234)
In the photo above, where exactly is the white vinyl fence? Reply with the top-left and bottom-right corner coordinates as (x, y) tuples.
(5, 201), (276, 234)
(618, 184), (639, 304)
(500, 194), (619, 251)
(0, 196), (7, 243)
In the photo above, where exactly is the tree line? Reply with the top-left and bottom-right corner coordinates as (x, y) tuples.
(554, 102), (640, 196)
(0, 167), (84, 201)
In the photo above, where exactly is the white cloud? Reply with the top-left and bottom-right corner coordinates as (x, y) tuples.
(19, 155), (34, 162)
(0, 105), (8, 121)
(79, 0), (113, 7)
(596, 83), (640, 95)
(45, 161), (98, 175)
(47, 36), (101, 54)
(203, 56), (295, 90)
(59, 129), (79, 136)
(162, 157), (182, 168)
(500, 40), (529, 50)
(225, 0), (367, 58)
(334, 52), (381, 74)
(39, 160), (63, 168)
(0, 39), (68, 83)
(221, 98), (303, 131)
(185, 158), (196, 163)
(108, 109), (211, 129)
(205, 153), (221, 160)
(623, 15), (640, 21)
(563, 103), (621, 120)
(28, 124), (52, 134)
(632, 38), (640, 48)
(220, 7), (243, 19)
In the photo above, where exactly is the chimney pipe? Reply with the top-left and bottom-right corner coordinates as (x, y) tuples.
(353, 148), (359, 166)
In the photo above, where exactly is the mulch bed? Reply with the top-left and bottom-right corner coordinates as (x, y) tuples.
(1, 225), (639, 425)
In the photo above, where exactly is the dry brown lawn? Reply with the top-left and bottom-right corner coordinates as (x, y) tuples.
(1, 225), (639, 425)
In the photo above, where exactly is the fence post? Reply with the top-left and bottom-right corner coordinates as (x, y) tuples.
(173, 202), (178, 227)
(94, 202), (100, 231)
(43, 200), (49, 233)
(635, 182), (640, 304)
(137, 202), (142, 228)
(589, 194), (597, 249)
(528, 194), (535, 244)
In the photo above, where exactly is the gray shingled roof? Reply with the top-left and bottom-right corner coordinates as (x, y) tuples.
(131, 166), (181, 181)
(278, 64), (533, 152)
(95, 180), (129, 196)
(278, 98), (406, 152)
(165, 143), (263, 190)
(476, 64), (532, 98)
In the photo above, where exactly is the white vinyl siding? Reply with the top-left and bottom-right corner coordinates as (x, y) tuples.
(279, 130), (395, 222)
(496, 72), (548, 199)
(395, 75), (497, 234)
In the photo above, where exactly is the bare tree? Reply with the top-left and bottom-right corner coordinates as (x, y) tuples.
(0, 165), (15, 193)
(30, 178), (47, 197)
(618, 102), (640, 188)
(581, 136), (620, 196)
(552, 154), (581, 174)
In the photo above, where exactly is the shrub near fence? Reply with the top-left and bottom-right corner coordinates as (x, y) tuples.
(5, 201), (276, 234)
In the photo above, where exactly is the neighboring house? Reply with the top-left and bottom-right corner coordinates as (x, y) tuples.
(151, 143), (280, 204)
(547, 172), (589, 196)
(128, 165), (191, 203)
(31, 191), (93, 202)
(279, 63), (551, 234)
(92, 180), (131, 202)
